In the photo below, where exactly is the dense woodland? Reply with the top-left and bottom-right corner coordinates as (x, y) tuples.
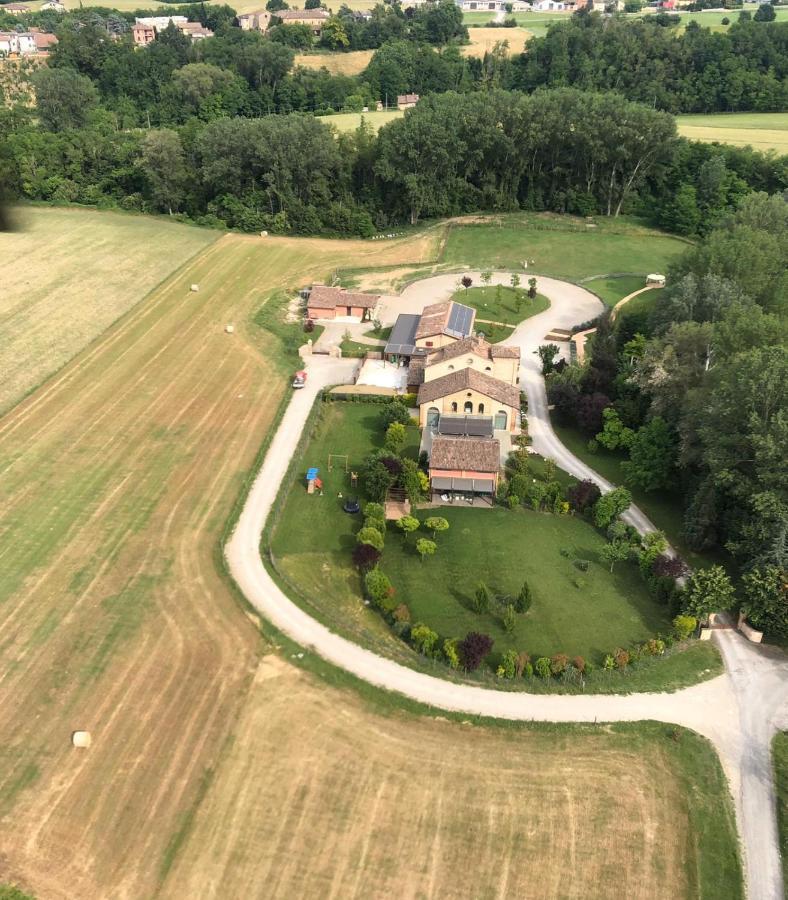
(547, 193), (787, 635)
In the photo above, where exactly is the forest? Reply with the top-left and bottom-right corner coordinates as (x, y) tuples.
(546, 192), (787, 636)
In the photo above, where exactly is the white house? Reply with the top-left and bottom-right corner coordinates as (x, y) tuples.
(531, 0), (565, 9)
(455, 0), (531, 10)
(40, 0), (66, 10)
(0, 31), (37, 56)
(135, 15), (188, 30)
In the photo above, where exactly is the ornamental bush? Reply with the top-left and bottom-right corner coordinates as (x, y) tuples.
(515, 581), (532, 613)
(352, 542), (381, 570)
(411, 623), (439, 657)
(614, 648), (630, 669)
(550, 653), (569, 675)
(364, 502), (385, 521)
(534, 656), (551, 678)
(473, 581), (491, 614)
(443, 638), (460, 669)
(356, 526), (384, 551)
(672, 614), (697, 640)
(458, 632), (494, 671)
(364, 568), (393, 606)
(499, 649), (518, 679)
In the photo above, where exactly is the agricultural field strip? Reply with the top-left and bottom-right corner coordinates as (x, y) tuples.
(227, 273), (787, 900)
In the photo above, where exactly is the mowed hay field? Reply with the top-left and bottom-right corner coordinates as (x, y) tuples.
(295, 49), (374, 76)
(162, 655), (740, 900)
(463, 26), (532, 56)
(676, 112), (788, 155)
(0, 207), (217, 415)
(318, 108), (404, 133)
(0, 210), (741, 900)
(0, 221), (439, 899)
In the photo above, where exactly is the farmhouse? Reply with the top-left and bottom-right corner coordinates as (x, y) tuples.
(455, 0), (530, 10)
(305, 284), (380, 322)
(132, 22), (155, 45)
(417, 367), (520, 432)
(275, 8), (331, 34)
(415, 300), (476, 349)
(39, 0), (65, 10)
(237, 8), (271, 31)
(3, 4), (30, 14)
(428, 435), (501, 502)
(420, 335), (520, 386)
(397, 93), (420, 109)
(0, 31), (36, 56)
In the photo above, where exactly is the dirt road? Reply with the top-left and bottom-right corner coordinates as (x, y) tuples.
(226, 276), (788, 900)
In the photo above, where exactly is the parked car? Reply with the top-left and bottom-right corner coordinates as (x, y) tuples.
(292, 370), (307, 389)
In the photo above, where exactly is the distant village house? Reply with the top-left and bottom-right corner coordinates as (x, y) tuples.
(397, 93), (419, 109)
(305, 284), (380, 323)
(237, 9), (272, 31)
(274, 8), (331, 35)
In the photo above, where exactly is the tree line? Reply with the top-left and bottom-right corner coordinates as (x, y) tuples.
(546, 192), (787, 636)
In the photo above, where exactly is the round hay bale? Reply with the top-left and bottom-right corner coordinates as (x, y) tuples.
(72, 730), (92, 749)
(260, 230), (268, 237)
(190, 284), (199, 292)
(225, 324), (235, 334)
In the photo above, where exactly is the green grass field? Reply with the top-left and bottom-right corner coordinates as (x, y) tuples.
(676, 112), (788, 154)
(317, 109), (404, 134)
(584, 274), (649, 307)
(775, 732), (788, 899)
(269, 402), (715, 678)
(442, 215), (688, 281)
(452, 284), (550, 324)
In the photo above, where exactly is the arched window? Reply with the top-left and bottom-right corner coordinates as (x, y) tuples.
(426, 407), (440, 427)
(467, 358), (474, 365)
(478, 403), (485, 414)
(448, 365), (454, 371)
(485, 366), (492, 372)
(451, 402), (458, 413)
(464, 401), (473, 413)
(494, 410), (507, 430)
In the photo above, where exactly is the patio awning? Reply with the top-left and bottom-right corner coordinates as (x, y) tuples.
(432, 477), (453, 490)
(431, 477), (495, 493)
(453, 478), (474, 491)
(474, 479), (494, 493)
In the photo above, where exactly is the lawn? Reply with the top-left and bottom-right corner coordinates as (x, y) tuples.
(318, 108), (404, 134)
(676, 112), (788, 155)
(270, 401), (692, 672)
(0, 206), (217, 414)
(452, 284), (550, 325)
(441, 214), (688, 281)
(774, 732), (788, 899)
(584, 274), (650, 307)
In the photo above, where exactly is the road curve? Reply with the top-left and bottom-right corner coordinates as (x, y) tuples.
(226, 276), (788, 900)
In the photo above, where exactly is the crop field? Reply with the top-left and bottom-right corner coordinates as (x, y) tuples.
(0, 218), (438, 899)
(676, 112), (788, 155)
(295, 49), (374, 76)
(161, 657), (741, 900)
(318, 108), (404, 134)
(462, 26), (531, 55)
(0, 209), (740, 899)
(0, 207), (217, 415)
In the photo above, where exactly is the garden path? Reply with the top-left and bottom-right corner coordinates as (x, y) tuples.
(227, 277), (788, 900)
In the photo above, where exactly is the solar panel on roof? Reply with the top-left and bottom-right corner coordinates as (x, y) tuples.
(466, 417), (494, 437)
(439, 418), (466, 436)
(446, 303), (474, 338)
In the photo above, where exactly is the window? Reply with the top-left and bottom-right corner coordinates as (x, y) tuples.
(451, 402), (458, 412)
(494, 411), (507, 430)
(448, 365), (454, 371)
(485, 366), (492, 372)
(467, 358), (474, 365)
(478, 403), (485, 414)
(464, 401), (473, 413)
(425, 341), (433, 347)
(427, 407), (440, 427)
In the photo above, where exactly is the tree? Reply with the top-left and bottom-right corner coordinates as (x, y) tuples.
(622, 417), (676, 492)
(683, 565), (736, 622)
(396, 514), (420, 539)
(502, 603), (516, 634)
(596, 407), (635, 451)
(363, 460), (394, 502)
(741, 566), (787, 637)
(481, 270), (492, 286)
(536, 343), (560, 375)
(320, 16), (350, 49)
(400, 458), (423, 506)
(140, 129), (187, 215)
(382, 401), (411, 428)
(593, 487), (632, 529)
(754, 2), (776, 20)
(601, 539), (631, 572)
(357, 526), (384, 551)
(461, 275), (473, 291)
(527, 276), (537, 299)
(458, 631), (494, 671)
(364, 502), (385, 520)
(515, 581), (532, 613)
(511, 272), (521, 292)
(385, 421), (406, 453)
(424, 516), (449, 539)
(305, 0), (322, 7)
(411, 623), (439, 655)
(267, 0), (288, 10)
(416, 537), (437, 562)
(473, 581), (491, 614)
(567, 480), (601, 514)
(32, 67), (98, 131)
(352, 542), (381, 570)
(576, 392), (612, 434)
(364, 568), (393, 607)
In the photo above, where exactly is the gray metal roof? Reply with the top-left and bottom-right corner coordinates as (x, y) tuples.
(384, 313), (421, 357)
(445, 302), (475, 339)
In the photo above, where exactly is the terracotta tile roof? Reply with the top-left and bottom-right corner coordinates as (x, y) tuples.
(429, 436), (500, 473)
(277, 8), (330, 19)
(426, 335), (520, 364)
(417, 367), (520, 409)
(307, 284), (380, 310)
(407, 357), (425, 385)
(415, 300), (476, 341)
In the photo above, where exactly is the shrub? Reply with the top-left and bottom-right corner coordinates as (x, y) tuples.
(304, 318), (315, 333)
(603, 654), (615, 670)
(515, 581), (532, 613)
(646, 638), (665, 656)
(443, 638), (460, 669)
(473, 581), (491, 614)
(396, 515), (420, 538)
(573, 559), (589, 572)
(550, 653), (569, 676)
(502, 604), (517, 635)
(411, 623), (439, 657)
(592, 487), (632, 529)
(364, 516), (386, 534)
(364, 568), (393, 605)
(572, 655), (586, 674)
(567, 479), (601, 514)
(506, 494), (520, 509)
(534, 656), (551, 678)
(352, 542), (381, 570)
(672, 614), (697, 640)
(356, 526), (384, 551)
(515, 651), (530, 677)
(523, 661), (534, 678)
(458, 632), (494, 671)
(614, 648), (630, 669)
(393, 603), (411, 624)
(364, 502), (385, 521)
(652, 553), (689, 579)
(424, 516), (449, 539)
(382, 401), (411, 428)
(499, 649), (518, 679)
(384, 421), (406, 453)
(415, 538), (437, 562)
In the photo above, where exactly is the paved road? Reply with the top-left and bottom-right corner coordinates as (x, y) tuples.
(227, 277), (788, 900)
